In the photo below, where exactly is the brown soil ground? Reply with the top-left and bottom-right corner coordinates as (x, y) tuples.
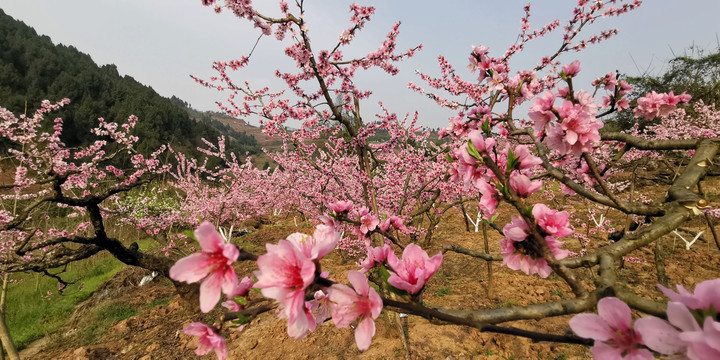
(19, 178), (720, 360)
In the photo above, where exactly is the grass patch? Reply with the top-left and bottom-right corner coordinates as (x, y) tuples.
(4, 246), (143, 349)
(146, 296), (173, 308)
(78, 304), (137, 345)
(6, 255), (125, 348)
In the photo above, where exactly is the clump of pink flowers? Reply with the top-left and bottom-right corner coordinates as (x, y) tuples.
(222, 276), (254, 312)
(499, 204), (571, 278)
(253, 234), (318, 339)
(570, 278), (720, 359)
(634, 279), (720, 359)
(358, 244), (393, 272)
(634, 91), (692, 120)
(358, 207), (380, 234)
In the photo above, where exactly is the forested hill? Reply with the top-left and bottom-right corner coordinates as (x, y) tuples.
(0, 9), (260, 158)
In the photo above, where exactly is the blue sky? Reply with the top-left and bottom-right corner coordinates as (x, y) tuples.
(2, 1), (719, 128)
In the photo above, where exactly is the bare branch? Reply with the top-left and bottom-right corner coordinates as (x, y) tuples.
(441, 244), (503, 261)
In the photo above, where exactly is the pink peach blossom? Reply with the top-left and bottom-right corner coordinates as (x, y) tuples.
(634, 279), (720, 359)
(476, 179), (501, 219)
(379, 215), (408, 234)
(532, 203), (573, 237)
(359, 210), (379, 234)
(227, 276), (254, 298)
(634, 302), (700, 358)
(545, 97), (603, 156)
(634, 91), (692, 120)
(169, 222), (240, 313)
(680, 318), (720, 359)
(529, 90), (557, 136)
(569, 297), (651, 359)
(561, 60), (581, 78)
(378, 219), (392, 232)
(466, 130), (496, 159)
(514, 145), (543, 170)
(504, 216), (530, 242)
(358, 244), (393, 272)
(183, 322), (228, 360)
(287, 224), (340, 260)
(221, 300), (241, 312)
(328, 271), (383, 351)
(253, 240), (316, 339)
(509, 172), (542, 198)
(306, 290), (332, 325)
(329, 200), (354, 213)
(386, 243), (442, 294)
(657, 278), (720, 311)
(500, 216), (569, 277)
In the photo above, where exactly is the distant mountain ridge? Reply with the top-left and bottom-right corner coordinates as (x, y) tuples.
(0, 8), (261, 159)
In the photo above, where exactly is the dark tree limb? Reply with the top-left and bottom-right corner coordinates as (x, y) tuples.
(441, 244), (503, 262)
(1, 244), (103, 273)
(382, 297), (592, 345)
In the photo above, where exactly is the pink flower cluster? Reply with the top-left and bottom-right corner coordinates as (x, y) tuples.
(250, 224), (389, 351)
(358, 244), (392, 272)
(450, 129), (542, 220)
(253, 224), (340, 339)
(633, 91), (692, 120)
(499, 204), (571, 278)
(529, 86), (604, 156)
(634, 279), (720, 359)
(329, 200), (353, 214)
(222, 276), (254, 312)
(451, 129), (496, 190)
(358, 207), (380, 234)
(593, 72), (632, 111)
(570, 279), (720, 360)
(379, 215), (408, 234)
(358, 243), (443, 296)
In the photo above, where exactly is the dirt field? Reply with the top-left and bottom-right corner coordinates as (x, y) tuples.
(19, 179), (720, 360)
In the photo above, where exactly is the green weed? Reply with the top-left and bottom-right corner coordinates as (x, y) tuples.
(6, 254), (126, 349)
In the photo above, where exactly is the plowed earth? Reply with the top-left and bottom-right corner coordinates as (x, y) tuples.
(20, 178), (720, 360)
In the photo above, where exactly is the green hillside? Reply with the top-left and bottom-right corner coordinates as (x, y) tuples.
(0, 8), (259, 158)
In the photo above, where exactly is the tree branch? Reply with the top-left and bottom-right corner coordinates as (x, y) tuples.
(441, 244), (503, 261)
(382, 297), (592, 345)
(600, 132), (699, 150)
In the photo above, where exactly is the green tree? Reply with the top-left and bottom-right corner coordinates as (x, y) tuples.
(606, 46), (720, 131)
